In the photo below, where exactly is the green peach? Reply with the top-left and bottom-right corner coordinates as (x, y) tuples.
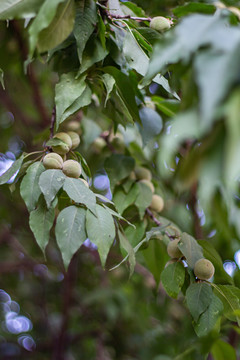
(43, 153), (63, 169)
(167, 239), (182, 259)
(150, 194), (164, 213)
(62, 160), (82, 178)
(150, 16), (171, 33)
(67, 131), (80, 150)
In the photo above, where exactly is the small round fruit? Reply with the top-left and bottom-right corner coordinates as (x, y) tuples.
(43, 153), (63, 169)
(52, 132), (72, 155)
(167, 239), (182, 259)
(67, 131), (80, 149)
(65, 120), (81, 132)
(194, 259), (215, 281)
(135, 166), (152, 181)
(80, 178), (89, 187)
(62, 160), (82, 178)
(139, 179), (154, 193)
(150, 16), (171, 33)
(150, 194), (164, 212)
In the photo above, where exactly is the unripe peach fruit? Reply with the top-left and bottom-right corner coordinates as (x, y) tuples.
(67, 131), (80, 149)
(150, 194), (164, 212)
(62, 160), (82, 178)
(150, 16), (171, 33)
(167, 239), (182, 258)
(52, 132), (72, 155)
(135, 166), (152, 181)
(194, 259), (215, 280)
(43, 153), (63, 170)
(65, 120), (81, 132)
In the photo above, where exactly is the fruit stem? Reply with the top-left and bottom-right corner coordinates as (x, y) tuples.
(146, 208), (176, 240)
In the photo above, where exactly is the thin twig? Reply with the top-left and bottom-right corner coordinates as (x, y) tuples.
(145, 208), (176, 240)
(110, 14), (151, 22)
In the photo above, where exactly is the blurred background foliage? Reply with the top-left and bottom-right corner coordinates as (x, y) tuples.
(1, 0), (240, 359)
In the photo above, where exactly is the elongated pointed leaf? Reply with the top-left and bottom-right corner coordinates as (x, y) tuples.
(0, 155), (24, 185)
(118, 230), (135, 277)
(194, 294), (223, 337)
(86, 205), (115, 267)
(73, 0), (97, 63)
(29, 0), (66, 56)
(55, 72), (86, 128)
(39, 169), (66, 208)
(20, 161), (45, 211)
(186, 283), (213, 322)
(0, 0), (42, 20)
(63, 177), (96, 214)
(55, 206), (87, 269)
(161, 262), (185, 298)
(29, 196), (56, 252)
(212, 284), (240, 325)
(178, 232), (204, 269)
(103, 66), (140, 123)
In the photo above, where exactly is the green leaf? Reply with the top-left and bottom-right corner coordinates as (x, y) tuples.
(104, 154), (135, 190)
(194, 47), (240, 124)
(39, 169), (66, 208)
(124, 221), (145, 247)
(29, 196), (56, 252)
(135, 182), (153, 219)
(103, 66), (140, 123)
(63, 177), (96, 214)
(102, 205), (134, 228)
(173, 3), (216, 17)
(194, 294), (223, 337)
(55, 72), (87, 128)
(0, 154), (24, 185)
(102, 74), (115, 107)
(29, 0), (66, 56)
(139, 107), (162, 146)
(108, 0), (124, 17)
(198, 240), (233, 285)
(74, 151), (92, 179)
(144, 240), (169, 286)
(113, 185), (139, 214)
(178, 232), (204, 269)
(78, 36), (108, 76)
(86, 204), (116, 267)
(55, 205), (87, 269)
(60, 85), (92, 126)
(186, 283), (213, 322)
(32, 0), (75, 54)
(20, 161), (45, 211)
(212, 284), (240, 325)
(0, 0), (42, 20)
(118, 230), (135, 277)
(161, 262), (185, 299)
(73, 0), (97, 64)
(211, 339), (236, 360)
